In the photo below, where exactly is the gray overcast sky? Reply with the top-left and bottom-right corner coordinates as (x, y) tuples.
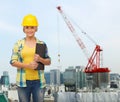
(0, 0), (120, 82)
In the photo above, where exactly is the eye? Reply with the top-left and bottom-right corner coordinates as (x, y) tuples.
(31, 26), (35, 29)
(25, 26), (29, 29)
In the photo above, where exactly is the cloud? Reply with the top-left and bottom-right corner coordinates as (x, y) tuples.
(0, 20), (20, 33)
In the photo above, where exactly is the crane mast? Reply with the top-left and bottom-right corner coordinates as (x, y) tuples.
(57, 6), (110, 73)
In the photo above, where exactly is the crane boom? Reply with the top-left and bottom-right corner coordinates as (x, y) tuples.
(57, 6), (89, 60)
(57, 6), (110, 73)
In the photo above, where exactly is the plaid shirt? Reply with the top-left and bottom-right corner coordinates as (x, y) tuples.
(10, 38), (50, 88)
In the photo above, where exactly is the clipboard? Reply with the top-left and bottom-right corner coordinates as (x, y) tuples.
(35, 43), (46, 70)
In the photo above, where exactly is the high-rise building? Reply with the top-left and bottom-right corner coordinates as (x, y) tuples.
(110, 73), (120, 88)
(75, 66), (86, 89)
(0, 71), (10, 88)
(60, 72), (64, 84)
(63, 66), (76, 91)
(45, 72), (50, 84)
(63, 66), (86, 91)
(50, 69), (60, 85)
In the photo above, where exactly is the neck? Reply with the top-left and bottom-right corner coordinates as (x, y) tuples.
(25, 37), (36, 48)
(25, 36), (36, 41)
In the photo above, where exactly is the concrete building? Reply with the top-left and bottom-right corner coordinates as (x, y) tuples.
(63, 66), (86, 91)
(110, 73), (120, 88)
(0, 71), (10, 88)
(50, 69), (60, 85)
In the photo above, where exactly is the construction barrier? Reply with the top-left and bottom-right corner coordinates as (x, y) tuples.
(55, 91), (120, 102)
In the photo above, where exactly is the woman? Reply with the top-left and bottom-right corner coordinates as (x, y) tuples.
(10, 14), (51, 102)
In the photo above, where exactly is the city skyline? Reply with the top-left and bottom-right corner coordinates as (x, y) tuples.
(0, 0), (120, 82)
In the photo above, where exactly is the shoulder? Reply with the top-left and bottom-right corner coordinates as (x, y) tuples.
(36, 38), (46, 45)
(14, 38), (25, 48)
(15, 38), (25, 44)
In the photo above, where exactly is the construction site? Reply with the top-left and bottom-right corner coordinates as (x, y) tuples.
(0, 1), (120, 102)
(53, 6), (117, 102)
(56, 5), (110, 89)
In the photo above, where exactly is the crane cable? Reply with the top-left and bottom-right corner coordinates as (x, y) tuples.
(67, 14), (104, 67)
(67, 14), (97, 45)
(57, 12), (61, 64)
(49, 0), (97, 48)
(48, 0), (62, 68)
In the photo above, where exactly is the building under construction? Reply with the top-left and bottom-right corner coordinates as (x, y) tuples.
(57, 6), (110, 91)
(63, 66), (86, 92)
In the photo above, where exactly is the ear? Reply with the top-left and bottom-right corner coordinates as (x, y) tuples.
(35, 27), (38, 32)
(23, 28), (25, 32)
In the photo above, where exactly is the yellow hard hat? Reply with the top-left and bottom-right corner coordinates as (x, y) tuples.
(22, 14), (39, 26)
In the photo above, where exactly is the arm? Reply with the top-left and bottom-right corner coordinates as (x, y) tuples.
(10, 40), (38, 69)
(34, 54), (51, 65)
(11, 61), (38, 70)
(34, 42), (51, 65)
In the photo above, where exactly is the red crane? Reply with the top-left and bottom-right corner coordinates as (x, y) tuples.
(57, 6), (110, 73)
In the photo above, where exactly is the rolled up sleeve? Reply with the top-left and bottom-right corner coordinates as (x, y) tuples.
(10, 43), (19, 64)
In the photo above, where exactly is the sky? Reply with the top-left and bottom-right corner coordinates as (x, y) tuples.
(0, 0), (120, 83)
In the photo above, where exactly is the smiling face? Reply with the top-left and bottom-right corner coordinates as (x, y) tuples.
(23, 26), (37, 38)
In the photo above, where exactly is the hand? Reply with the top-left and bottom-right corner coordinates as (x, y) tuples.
(28, 61), (38, 70)
(34, 54), (41, 62)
